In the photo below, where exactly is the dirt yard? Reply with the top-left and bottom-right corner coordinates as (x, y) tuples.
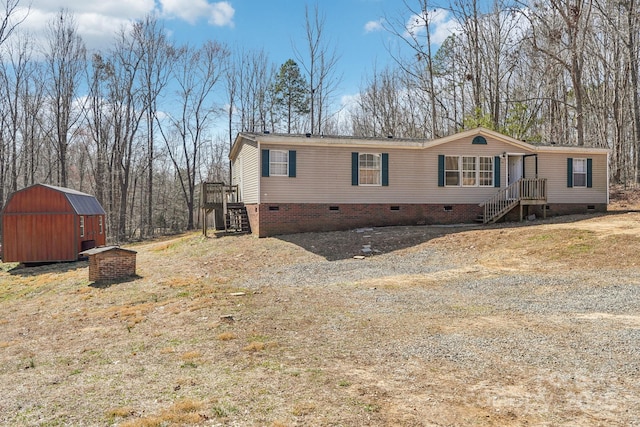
(1, 189), (640, 426)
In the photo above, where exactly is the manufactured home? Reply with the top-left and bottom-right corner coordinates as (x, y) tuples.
(229, 127), (609, 237)
(1, 184), (107, 263)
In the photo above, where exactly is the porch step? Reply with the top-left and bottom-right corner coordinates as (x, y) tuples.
(226, 205), (251, 233)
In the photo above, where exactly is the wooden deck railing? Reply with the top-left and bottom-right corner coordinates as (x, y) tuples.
(481, 178), (547, 223)
(519, 177), (546, 201)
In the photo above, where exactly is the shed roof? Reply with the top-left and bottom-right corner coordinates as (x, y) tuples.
(40, 184), (106, 215)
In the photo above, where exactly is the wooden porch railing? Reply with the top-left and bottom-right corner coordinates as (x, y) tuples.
(481, 178), (547, 224)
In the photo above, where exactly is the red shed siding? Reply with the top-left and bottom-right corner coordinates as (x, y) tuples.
(1, 185), (106, 263)
(2, 213), (77, 262)
(77, 215), (106, 251)
(3, 185), (73, 213)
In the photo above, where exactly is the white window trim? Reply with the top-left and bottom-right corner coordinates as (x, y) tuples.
(479, 156), (494, 187)
(445, 155), (460, 187)
(445, 155), (494, 187)
(359, 153), (382, 186)
(573, 158), (587, 188)
(99, 216), (103, 234)
(79, 216), (85, 238)
(269, 150), (289, 177)
(462, 156), (477, 187)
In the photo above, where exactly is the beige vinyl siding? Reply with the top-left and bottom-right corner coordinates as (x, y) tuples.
(233, 139), (259, 204)
(538, 152), (608, 204)
(259, 136), (525, 204)
(427, 136), (530, 204)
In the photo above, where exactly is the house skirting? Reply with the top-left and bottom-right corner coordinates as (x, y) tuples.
(519, 203), (607, 220)
(243, 202), (608, 237)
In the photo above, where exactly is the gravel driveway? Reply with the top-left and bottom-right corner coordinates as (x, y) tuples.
(231, 215), (640, 425)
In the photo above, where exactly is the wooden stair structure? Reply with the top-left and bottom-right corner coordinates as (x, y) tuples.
(200, 183), (251, 235)
(225, 203), (251, 233)
(479, 178), (547, 224)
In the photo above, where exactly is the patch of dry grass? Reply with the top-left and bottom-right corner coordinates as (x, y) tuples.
(217, 332), (236, 341)
(2, 212), (640, 426)
(243, 341), (266, 352)
(119, 399), (205, 427)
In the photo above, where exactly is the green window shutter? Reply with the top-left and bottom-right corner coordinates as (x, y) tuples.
(381, 153), (389, 186)
(587, 158), (593, 188)
(288, 150), (296, 177)
(352, 152), (359, 186)
(438, 155), (445, 187)
(261, 149), (270, 177)
(567, 158), (573, 187)
(494, 156), (501, 187)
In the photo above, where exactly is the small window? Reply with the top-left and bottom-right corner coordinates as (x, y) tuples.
(359, 153), (381, 185)
(462, 156), (477, 186)
(479, 156), (494, 187)
(573, 158), (587, 187)
(79, 216), (85, 237)
(269, 150), (289, 176)
(445, 156), (460, 186)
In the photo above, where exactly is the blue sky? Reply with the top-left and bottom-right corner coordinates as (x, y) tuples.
(20, 1), (458, 99)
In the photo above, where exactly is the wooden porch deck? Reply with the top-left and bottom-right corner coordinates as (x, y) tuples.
(480, 178), (547, 224)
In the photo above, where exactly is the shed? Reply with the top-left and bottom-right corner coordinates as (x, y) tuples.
(1, 183), (107, 263)
(80, 246), (137, 282)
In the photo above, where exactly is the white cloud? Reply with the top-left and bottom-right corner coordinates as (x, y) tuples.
(160, 0), (234, 26)
(405, 8), (458, 45)
(17, 0), (234, 52)
(28, 0), (154, 19)
(208, 2), (235, 27)
(364, 19), (384, 33)
(341, 93), (361, 110)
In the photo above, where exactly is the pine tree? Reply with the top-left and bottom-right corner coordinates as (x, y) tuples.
(273, 59), (309, 133)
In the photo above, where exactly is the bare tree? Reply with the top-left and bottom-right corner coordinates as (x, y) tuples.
(0, 0), (28, 47)
(0, 35), (30, 192)
(295, 4), (341, 134)
(158, 41), (229, 230)
(44, 9), (86, 186)
(224, 47), (237, 184)
(108, 27), (146, 241)
(19, 54), (45, 188)
(383, 0), (441, 137)
(84, 53), (113, 209)
(450, 0), (484, 118)
(232, 48), (276, 132)
(520, 0), (593, 146)
(133, 15), (174, 238)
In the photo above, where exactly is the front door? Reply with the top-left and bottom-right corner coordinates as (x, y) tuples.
(507, 155), (523, 199)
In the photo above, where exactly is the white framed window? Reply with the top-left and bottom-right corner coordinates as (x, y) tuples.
(269, 150), (289, 176)
(445, 156), (460, 186)
(573, 158), (587, 187)
(79, 216), (85, 237)
(99, 216), (103, 234)
(445, 156), (493, 187)
(359, 153), (381, 185)
(462, 156), (477, 186)
(479, 156), (494, 187)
